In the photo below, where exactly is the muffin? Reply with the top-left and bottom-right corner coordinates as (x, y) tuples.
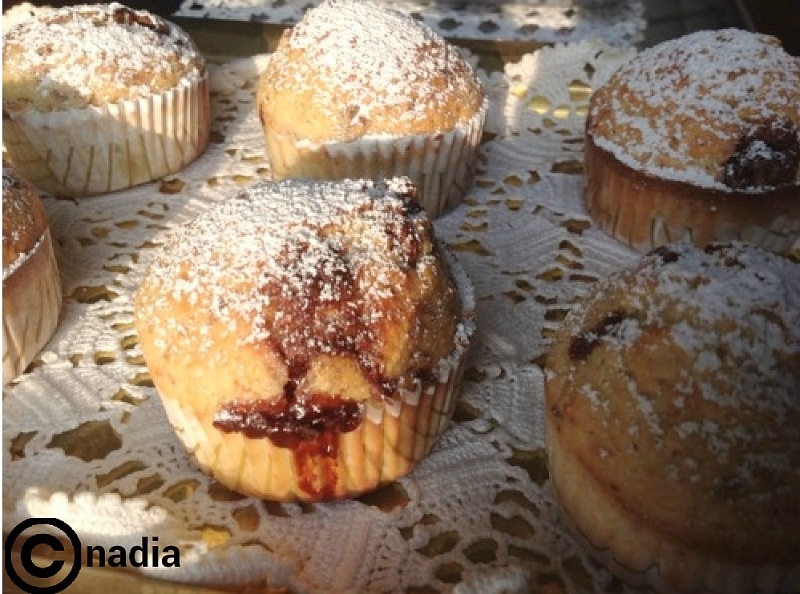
(134, 177), (475, 501)
(3, 3), (210, 198)
(3, 166), (62, 384)
(584, 29), (800, 253)
(256, 0), (487, 219)
(545, 242), (800, 593)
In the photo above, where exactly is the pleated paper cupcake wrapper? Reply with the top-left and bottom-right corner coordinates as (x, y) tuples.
(159, 363), (458, 502)
(158, 246), (475, 502)
(3, 230), (62, 384)
(546, 416), (800, 594)
(584, 136), (800, 255)
(2, 74), (210, 198)
(264, 97), (488, 219)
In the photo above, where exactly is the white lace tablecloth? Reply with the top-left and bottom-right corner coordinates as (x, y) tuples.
(176, 0), (646, 47)
(5, 41), (674, 594)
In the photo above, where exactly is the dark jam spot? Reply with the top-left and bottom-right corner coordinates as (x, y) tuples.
(2, 171), (23, 190)
(213, 394), (364, 448)
(703, 243), (729, 255)
(401, 193), (423, 216)
(702, 243), (743, 268)
(650, 245), (680, 264)
(568, 309), (627, 361)
(384, 218), (421, 268)
(263, 239), (363, 373)
(379, 378), (399, 399)
(722, 120), (800, 190)
(111, 5), (170, 35)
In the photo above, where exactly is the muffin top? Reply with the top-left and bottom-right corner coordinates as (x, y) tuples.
(257, 0), (485, 143)
(546, 241), (800, 563)
(3, 3), (206, 113)
(135, 178), (467, 430)
(2, 167), (49, 279)
(587, 29), (800, 192)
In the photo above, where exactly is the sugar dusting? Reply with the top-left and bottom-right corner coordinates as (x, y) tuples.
(3, 3), (205, 110)
(589, 28), (800, 191)
(569, 242), (799, 468)
(2, 168), (43, 279)
(138, 177), (451, 358)
(264, 0), (483, 126)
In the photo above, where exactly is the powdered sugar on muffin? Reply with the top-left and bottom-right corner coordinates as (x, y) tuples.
(3, 2), (205, 111)
(588, 29), (800, 192)
(564, 242), (799, 420)
(2, 2), (41, 33)
(137, 177), (460, 380)
(134, 177), (473, 501)
(545, 241), (799, 591)
(2, 168), (47, 279)
(260, 0), (484, 140)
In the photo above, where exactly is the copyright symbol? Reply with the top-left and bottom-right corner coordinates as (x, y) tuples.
(4, 518), (81, 593)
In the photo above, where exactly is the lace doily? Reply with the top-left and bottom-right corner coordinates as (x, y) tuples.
(5, 40), (747, 594)
(176, 0), (646, 47)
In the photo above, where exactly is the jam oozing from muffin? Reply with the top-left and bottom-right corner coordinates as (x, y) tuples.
(568, 310), (629, 361)
(134, 177), (470, 500)
(213, 393), (364, 447)
(211, 201), (450, 449)
(206, 181), (454, 452)
(723, 120), (800, 190)
(213, 392), (365, 501)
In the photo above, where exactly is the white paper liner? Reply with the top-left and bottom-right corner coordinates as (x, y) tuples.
(2, 229), (62, 384)
(265, 97), (488, 219)
(3, 74), (210, 198)
(157, 243), (475, 502)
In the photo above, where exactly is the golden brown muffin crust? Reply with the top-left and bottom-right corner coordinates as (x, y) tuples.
(587, 29), (800, 192)
(257, 0), (485, 143)
(546, 242), (800, 566)
(3, 2), (206, 112)
(2, 167), (48, 275)
(134, 178), (463, 446)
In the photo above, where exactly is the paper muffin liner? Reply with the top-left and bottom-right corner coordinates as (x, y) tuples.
(546, 409), (800, 594)
(3, 229), (62, 384)
(264, 97), (488, 219)
(157, 247), (475, 502)
(583, 135), (800, 254)
(3, 74), (210, 198)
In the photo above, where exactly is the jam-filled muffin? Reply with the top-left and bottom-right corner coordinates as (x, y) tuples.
(545, 242), (800, 593)
(134, 177), (474, 501)
(257, 0), (487, 218)
(3, 166), (62, 384)
(3, 3), (209, 197)
(585, 29), (800, 253)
